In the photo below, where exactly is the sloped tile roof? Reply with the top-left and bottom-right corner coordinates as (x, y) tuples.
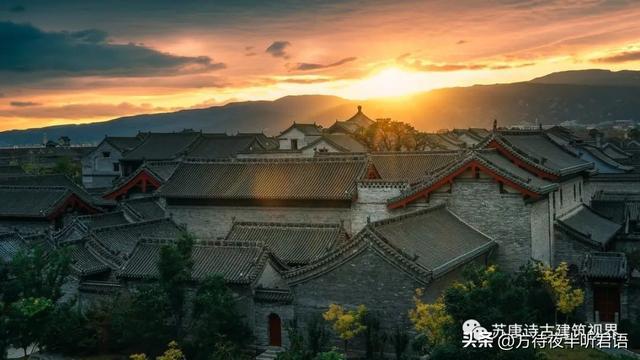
(370, 203), (496, 276)
(369, 152), (460, 183)
(582, 252), (627, 279)
(184, 134), (269, 159)
(89, 218), (183, 264)
(280, 123), (323, 136)
(76, 211), (130, 229)
(302, 134), (367, 153)
(118, 239), (270, 284)
(483, 131), (592, 176)
(104, 136), (145, 152)
(226, 221), (347, 265)
(579, 145), (633, 172)
(343, 106), (375, 128)
(0, 232), (26, 262)
(602, 143), (632, 160)
(68, 241), (111, 276)
(0, 165), (25, 175)
(123, 132), (201, 161)
(387, 149), (557, 207)
(0, 174), (98, 205)
(122, 197), (166, 221)
(0, 186), (71, 218)
(557, 205), (621, 247)
(158, 157), (367, 201)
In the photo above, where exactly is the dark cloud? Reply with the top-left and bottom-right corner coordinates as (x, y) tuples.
(0, 21), (225, 80)
(456, 40), (467, 45)
(266, 41), (291, 59)
(10, 101), (40, 107)
(289, 57), (357, 71)
(0, 102), (169, 119)
(594, 50), (640, 63)
(244, 46), (256, 56)
(396, 54), (533, 72)
(9, 5), (25, 12)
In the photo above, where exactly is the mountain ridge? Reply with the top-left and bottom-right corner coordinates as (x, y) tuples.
(1, 69), (639, 146)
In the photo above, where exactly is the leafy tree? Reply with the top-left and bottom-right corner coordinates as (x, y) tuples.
(51, 156), (81, 181)
(390, 325), (410, 360)
(130, 341), (186, 360)
(355, 119), (425, 151)
(7, 297), (54, 357)
(306, 313), (330, 357)
(189, 275), (252, 360)
(363, 312), (387, 359)
(537, 262), (584, 322)
(628, 127), (640, 141)
(158, 232), (195, 338)
(323, 304), (367, 354)
(313, 350), (345, 360)
(40, 300), (98, 355)
(4, 245), (71, 303)
(408, 289), (452, 348)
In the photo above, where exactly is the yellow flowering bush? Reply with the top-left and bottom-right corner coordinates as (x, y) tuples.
(130, 341), (185, 360)
(323, 304), (367, 341)
(408, 289), (453, 346)
(538, 262), (584, 317)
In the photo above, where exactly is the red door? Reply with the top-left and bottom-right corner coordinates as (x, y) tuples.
(268, 313), (282, 346)
(593, 285), (620, 322)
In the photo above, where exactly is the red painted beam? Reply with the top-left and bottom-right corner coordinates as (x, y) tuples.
(103, 171), (162, 200)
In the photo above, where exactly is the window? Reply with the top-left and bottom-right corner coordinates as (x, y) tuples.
(102, 151), (111, 158)
(291, 139), (298, 150)
(113, 162), (120, 172)
(560, 189), (563, 206)
(573, 184), (576, 201)
(579, 182), (582, 196)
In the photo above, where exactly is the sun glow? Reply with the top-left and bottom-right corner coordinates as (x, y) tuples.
(343, 67), (438, 99)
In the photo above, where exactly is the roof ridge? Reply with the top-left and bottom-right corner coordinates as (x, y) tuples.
(231, 220), (341, 229)
(369, 202), (446, 227)
(181, 156), (366, 164)
(91, 217), (176, 233)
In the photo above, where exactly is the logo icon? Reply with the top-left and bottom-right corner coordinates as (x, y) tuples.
(462, 319), (494, 348)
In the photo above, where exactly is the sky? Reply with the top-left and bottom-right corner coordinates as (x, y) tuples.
(1, 0), (640, 131)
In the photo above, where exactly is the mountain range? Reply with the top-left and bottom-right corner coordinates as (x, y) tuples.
(1, 69), (639, 146)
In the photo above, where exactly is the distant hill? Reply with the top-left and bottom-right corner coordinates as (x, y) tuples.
(1, 69), (640, 146)
(530, 69), (640, 87)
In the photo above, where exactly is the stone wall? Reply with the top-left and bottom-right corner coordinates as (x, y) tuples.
(81, 141), (122, 189)
(444, 179), (533, 271)
(552, 228), (596, 267)
(168, 205), (352, 239)
(253, 302), (294, 348)
(531, 197), (553, 265)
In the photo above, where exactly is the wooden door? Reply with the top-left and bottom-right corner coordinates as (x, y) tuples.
(593, 284), (620, 322)
(268, 313), (282, 347)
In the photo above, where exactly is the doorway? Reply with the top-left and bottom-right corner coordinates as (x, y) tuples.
(268, 313), (282, 346)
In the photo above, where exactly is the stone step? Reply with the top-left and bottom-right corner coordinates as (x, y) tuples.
(255, 346), (284, 360)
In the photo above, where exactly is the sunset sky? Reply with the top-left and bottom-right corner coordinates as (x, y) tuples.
(1, 0), (640, 131)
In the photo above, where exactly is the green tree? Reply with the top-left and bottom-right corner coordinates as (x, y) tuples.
(323, 304), (367, 354)
(7, 297), (54, 357)
(355, 119), (424, 151)
(537, 262), (584, 322)
(51, 156), (81, 181)
(158, 232), (195, 338)
(189, 275), (252, 360)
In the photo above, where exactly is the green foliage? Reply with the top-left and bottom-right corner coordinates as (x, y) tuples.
(278, 314), (330, 360)
(158, 232), (195, 338)
(363, 312), (387, 359)
(424, 264), (556, 360)
(188, 275), (252, 360)
(40, 300), (99, 355)
(313, 350), (345, 360)
(306, 313), (329, 356)
(355, 119), (427, 151)
(51, 156), (81, 181)
(7, 297), (54, 356)
(391, 325), (410, 360)
(4, 245), (72, 302)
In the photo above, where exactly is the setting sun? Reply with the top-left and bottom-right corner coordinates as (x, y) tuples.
(344, 67), (433, 99)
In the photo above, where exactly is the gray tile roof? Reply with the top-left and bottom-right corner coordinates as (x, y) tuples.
(0, 232), (26, 262)
(88, 218), (183, 266)
(0, 174), (102, 206)
(370, 203), (496, 276)
(0, 165), (25, 175)
(557, 205), (621, 247)
(226, 221), (347, 265)
(579, 145), (633, 172)
(67, 241), (111, 276)
(388, 149), (558, 207)
(122, 197), (166, 221)
(118, 239), (272, 284)
(582, 252), (627, 280)
(280, 123), (323, 136)
(302, 134), (367, 153)
(184, 134), (270, 159)
(123, 132), (201, 161)
(158, 157), (367, 201)
(104, 136), (145, 152)
(76, 211), (131, 229)
(369, 152), (460, 183)
(0, 186), (72, 218)
(486, 131), (592, 176)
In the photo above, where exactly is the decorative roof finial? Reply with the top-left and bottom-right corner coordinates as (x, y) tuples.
(492, 118), (497, 132)
(538, 122), (543, 131)
(366, 215), (371, 224)
(357, 105), (362, 113)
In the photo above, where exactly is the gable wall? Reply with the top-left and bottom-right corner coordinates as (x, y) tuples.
(82, 141), (123, 188)
(168, 205), (351, 239)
